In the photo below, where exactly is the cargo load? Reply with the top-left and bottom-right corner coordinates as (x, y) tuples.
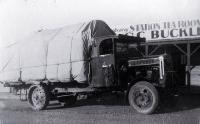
(0, 20), (115, 84)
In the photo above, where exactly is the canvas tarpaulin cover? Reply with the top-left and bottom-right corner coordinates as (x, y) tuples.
(0, 20), (115, 84)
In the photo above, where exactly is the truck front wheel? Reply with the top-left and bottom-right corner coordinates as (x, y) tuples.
(128, 81), (159, 114)
(28, 85), (49, 110)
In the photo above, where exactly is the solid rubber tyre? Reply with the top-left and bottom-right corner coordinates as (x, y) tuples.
(28, 85), (49, 110)
(128, 81), (159, 114)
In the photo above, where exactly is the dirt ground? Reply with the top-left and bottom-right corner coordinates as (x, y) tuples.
(0, 92), (200, 124)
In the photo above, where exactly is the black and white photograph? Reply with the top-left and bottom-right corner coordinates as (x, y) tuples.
(0, 0), (200, 124)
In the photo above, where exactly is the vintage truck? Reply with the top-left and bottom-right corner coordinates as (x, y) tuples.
(1, 20), (197, 114)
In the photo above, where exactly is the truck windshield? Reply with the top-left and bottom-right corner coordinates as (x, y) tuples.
(116, 42), (128, 53)
(115, 39), (128, 55)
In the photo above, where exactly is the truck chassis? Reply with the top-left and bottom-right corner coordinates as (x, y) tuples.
(3, 36), (200, 114)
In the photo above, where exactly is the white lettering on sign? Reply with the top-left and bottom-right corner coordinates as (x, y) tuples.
(113, 19), (200, 41)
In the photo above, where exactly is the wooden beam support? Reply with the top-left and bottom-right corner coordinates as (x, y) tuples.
(149, 45), (160, 55)
(191, 44), (200, 56)
(186, 42), (191, 88)
(134, 47), (145, 57)
(145, 45), (148, 56)
(174, 44), (187, 55)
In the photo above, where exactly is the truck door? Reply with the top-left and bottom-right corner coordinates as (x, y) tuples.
(90, 38), (115, 87)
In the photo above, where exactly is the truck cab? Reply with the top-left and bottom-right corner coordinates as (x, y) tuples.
(89, 34), (172, 114)
(90, 35), (168, 87)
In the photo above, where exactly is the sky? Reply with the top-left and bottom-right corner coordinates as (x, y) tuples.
(0, 0), (199, 47)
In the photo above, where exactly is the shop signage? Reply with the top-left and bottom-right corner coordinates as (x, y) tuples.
(113, 19), (200, 41)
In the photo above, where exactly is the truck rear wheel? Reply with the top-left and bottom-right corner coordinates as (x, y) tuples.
(128, 81), (159, 114)
(28, 85), (49, 110)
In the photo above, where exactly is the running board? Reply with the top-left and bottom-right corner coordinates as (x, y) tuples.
(54, 87), (96, 94)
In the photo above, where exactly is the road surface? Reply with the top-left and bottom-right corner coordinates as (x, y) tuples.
(0, 92), (200, 124)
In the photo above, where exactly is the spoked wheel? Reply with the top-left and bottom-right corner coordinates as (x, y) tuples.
(28, 85), (49, 110)
(128, 81), (159, 114)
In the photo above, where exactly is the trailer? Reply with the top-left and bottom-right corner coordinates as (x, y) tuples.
(1, 20), (200, 114)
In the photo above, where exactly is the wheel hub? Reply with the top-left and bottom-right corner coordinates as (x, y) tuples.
(134, 88), (152, 108)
